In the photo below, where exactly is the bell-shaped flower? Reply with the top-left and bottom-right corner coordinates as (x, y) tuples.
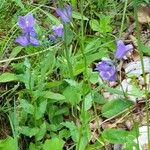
(95, 60), (116, 81)
(16, 13), (39, 47)
(48, 34), (56, 43)
(18, 13), (35, 33)
(115, 40), (133, 59)
(52, 24), (64, 37)
(56, 5), (72, 23)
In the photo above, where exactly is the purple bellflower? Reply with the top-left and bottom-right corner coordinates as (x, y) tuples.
(52, 24), (64, 37)
(56, 5), (72, 23)
(95, 60), (116, 81)
(115, 40), (133, 59)
(16, 13), (39, 47)
(48, 34), (56, 43)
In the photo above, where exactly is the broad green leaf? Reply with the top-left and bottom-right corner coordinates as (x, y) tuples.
(89, 19), (100, 31)
(35, 100), (47, 120)
(102, 99), (133, 118)
(43, 138), (64, 150)
(141, 44), (150, 54)
(72, 11), (89, 20)
(102, 128), (129, 144)
(43, 91), (65, 100)
(46, 81), (63, 88)
(64, 79), (78, 86)
(63, 86), (81, 105)
(19, 126), (39, 137)
(20, 99), (34, 114)
(35, 122), (46, 141)
(0, 136), (17, 150)
(29, 143), (36, 150)
(54, 107), (69, 116)
(59, 129), (70, 139)
(89, 72), (99, 84)
(93, 92), (106, 104)
(0, 73), (18, 83)
(64, 24), (74, 46)
(86, 49), (107, 64)
(84, 38), (101, 53)
(99, 15), (112, 33)
(84, 93), (92, 111)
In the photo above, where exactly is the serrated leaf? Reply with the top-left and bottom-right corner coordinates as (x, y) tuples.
(102, 99), (133, 118)
(102, 128), (129, 144)
(43, 138), (64, 150)
(63, 86), (81, 105)
(62, 121), (79, 142)
(99, 15), (112, 33)
(0, 73), (18, 83)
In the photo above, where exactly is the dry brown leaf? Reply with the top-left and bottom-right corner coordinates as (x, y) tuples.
(129, 35), (138, 47)
(138, 6), (150, 24)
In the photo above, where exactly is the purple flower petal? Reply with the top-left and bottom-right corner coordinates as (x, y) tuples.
(56, 5), (72, 23)
(18, 13), (35, 33)
(95, 60), (114, 72)
(16, 13), (39, 47)
(115, 40), (133, 59)
(29, 36), (39, 46)
(125, 44), (133, 52)
(25, 13), (35, 28)
(18, 16), (26, 29)
(95, 60), (116, 81)
(52, 24), (64, 37)
(16, 35), (29, 46)
(109, 73), (116, 81)
(65, 5), (72, 17)
(48, 35), (56, 42)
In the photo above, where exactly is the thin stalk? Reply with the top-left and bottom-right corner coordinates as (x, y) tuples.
(119, 0), (128, 39)
(0, 43), (62, 63)
(76, 0), (87, 149)
(63, 24), (74, 79)
(77, 0), (100, 149)
(118, 0), (140, 148)
(134, 1), (150, 148)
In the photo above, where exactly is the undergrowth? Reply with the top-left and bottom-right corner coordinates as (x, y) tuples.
(0, 0), (150, 150)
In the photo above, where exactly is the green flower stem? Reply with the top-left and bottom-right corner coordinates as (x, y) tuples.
(119, 0), (128, 39)
(77, 0), (100, 149)
(63, 24), (74, 79)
